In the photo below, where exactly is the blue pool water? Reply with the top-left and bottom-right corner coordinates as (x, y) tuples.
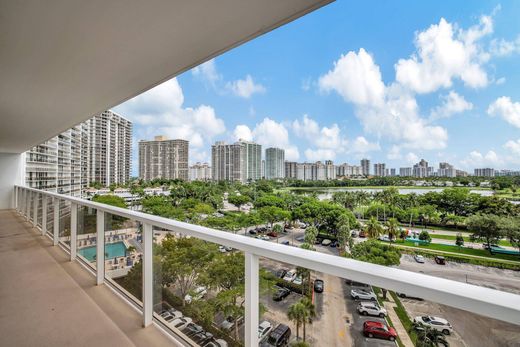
(78, 241), (127, 262)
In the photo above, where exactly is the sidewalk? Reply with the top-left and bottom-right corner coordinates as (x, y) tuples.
(383, 295), (414, 347)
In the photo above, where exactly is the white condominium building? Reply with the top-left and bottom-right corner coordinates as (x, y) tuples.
(138, 136), (189, 181)
(24, 111), (131, 196)
(211, 141), (246, 182)
(361, 158), (370, 176)
(373, 163), (386, 177)
(241, 140), (262, 181)
(474, 168), (495, 177)
(265, 147), (285, 179)
(189, 162), (212, 181)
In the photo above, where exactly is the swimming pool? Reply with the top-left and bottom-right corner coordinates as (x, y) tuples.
(78, 241), (127, 262)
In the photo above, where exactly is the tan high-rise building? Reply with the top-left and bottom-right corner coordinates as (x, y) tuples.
(138, 136), (189, 181)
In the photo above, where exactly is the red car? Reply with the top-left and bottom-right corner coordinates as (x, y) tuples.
(363, 321), (397, 341)
(267, 231), (278, 237)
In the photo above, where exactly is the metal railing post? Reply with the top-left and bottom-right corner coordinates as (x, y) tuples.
(96, 209), (105, 285)
(142, 223), (153, 327)
(42, 195), (47, 236)
(33, 192), (38, 228)
(53, 197), (59, 246)
(70, 203), (77, 261)
(25, 189), (30, 220)
(245, 252), (259, 347)
(14, 186), (18, 211)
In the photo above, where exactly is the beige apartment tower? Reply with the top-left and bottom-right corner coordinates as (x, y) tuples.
(139, 136), (189, 181)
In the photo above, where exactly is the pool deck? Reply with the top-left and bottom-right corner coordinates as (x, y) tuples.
(0, 209), (177, 347)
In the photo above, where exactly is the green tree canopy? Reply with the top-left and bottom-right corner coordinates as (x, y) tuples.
(351, 240), (401, 266)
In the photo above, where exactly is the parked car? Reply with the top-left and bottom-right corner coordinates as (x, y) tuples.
(397, 292), (423, 300)
(203, 339), (228, 347)
(351, 289), (377, 301)
(351, 230), (358, 237)
(283, 269), (297, 282)
(414, 254), (425, 263)
(170, 317), (192, 330)
(192, 331), (214, 344)
(295, 236), (305, 242)
(185, 286), (207, 304)
(345, 279), (369, 287)
(314, 279), (324, 293)
(249, 229), (257, 235)
(272, 287), (290, 301)
(218, 245), (227, 253)
(167, 308), (183, 320)
(414, 316), (453, 335)
(357, 302), (387, 317)
(330, 240), (338, 247)
(258, 321), (272, 341)
(220, 315), (243, 331)
(378, 235), (390, 242)
(321, 239), (332, 246)
(281, 240), (290, 245)
(275, 268), (287, 279)
(434, 256), (446, 265)
(160, 311), (175, 322)
(292, 275), (302, 286)
(183, 323), (204, 336)
(315, 237), (323, 244)
(267, 231), (278, 237)
(363, 321), (397, 341)
(358, 231), (367, 238)
(261, 324), (291, 347)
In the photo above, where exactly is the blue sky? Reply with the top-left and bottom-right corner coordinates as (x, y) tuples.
(114, 1), (520, 176)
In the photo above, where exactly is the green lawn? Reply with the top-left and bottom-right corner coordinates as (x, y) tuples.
(399, 240), (520, 262)
(430, 233), (513, 247)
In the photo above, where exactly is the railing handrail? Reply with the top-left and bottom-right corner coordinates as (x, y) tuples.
(16, 185), (520, 326)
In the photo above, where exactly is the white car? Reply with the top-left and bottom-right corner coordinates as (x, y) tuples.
(170, 317), (192, 330)
(218, 245), (227, 253)
(160, 311), (175, 322)
(379, 235), (390, 242)
(283, 269), (297, 282)
(321, 239), (331, 246)
(167, 308), (183, 319)
(351, 289), (377, 301)
(258, 320), (272, 341)
(357, 301), (387, 317)
(414, 316), (453, 335)
(185, 286), (207, 304)
(293, 275), (302, 286)
(414, 254), (425, 263)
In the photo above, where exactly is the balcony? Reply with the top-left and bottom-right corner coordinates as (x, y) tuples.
(8, 185), (520, 347)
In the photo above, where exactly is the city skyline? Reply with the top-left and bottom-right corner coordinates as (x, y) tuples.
(112, 1), (520, 176)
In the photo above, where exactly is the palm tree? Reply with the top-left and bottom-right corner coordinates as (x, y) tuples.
(365, 216), (383, 239)
(304, 225), (318, 245)
(386, 218), (399, 242)
(301, 297), (316, 342)
(287, 302), (306, 340)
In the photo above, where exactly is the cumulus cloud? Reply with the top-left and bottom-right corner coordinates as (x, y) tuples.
(461, 150), (502, 168)
(429, 91), (473, 120)
(226, 75), (266, 98)
(319, 48), (385, 106)
(405, 152), (420, 164)
(490, 36), (520, 57)
(304, 148), (337, 161)
(504, 139), (520, 155)
(233, 118), (299, 161)
(191, 59), (221, 86)
(395, 16), (492, 94)
(349, 136), (380, 154)
(113, 78), (225, 163)
(487, 96), (520, 128)
(292, 115), (344, 149)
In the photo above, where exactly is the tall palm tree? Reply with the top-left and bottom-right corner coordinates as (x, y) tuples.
(301, 297), (316, 342)
(386, 218), (399, 242)
(365, 216), (383, 239)
(287, 301), (306, 340)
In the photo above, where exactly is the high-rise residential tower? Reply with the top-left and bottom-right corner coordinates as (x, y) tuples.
(265, 147), (285, 179)
(189, 162), (212, 181)
(138, 136), (189, 181)
(240, 140), (262, 181)
(361, 158), (370, 176)
(211, 141), (246, 182)
(373, 163), (386, 177)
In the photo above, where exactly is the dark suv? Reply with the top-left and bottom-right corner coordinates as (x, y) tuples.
(434, 256), (446, 265)
(261, 324), (291, 347)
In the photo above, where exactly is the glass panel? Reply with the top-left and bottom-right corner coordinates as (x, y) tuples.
(46, 197), (54, 237)
(59, 200), (71, 249)
(104, 212), (142, 305)
(152, 227), (244, 346)
(36, 194), (43, 228)
(76, 206), (97, 269)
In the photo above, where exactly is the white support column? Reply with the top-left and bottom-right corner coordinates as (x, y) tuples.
(70, 203), (77, 261)
(96, 209), (105, 285)
(244, 252), (259, 347)
(41, 195), (47, 236)
(142, 223), (153, 327)
(53, 197), (59, 246)
(32, 192), (38, 228)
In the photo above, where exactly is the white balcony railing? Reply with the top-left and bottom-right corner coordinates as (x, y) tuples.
(14, 185), (520, 346)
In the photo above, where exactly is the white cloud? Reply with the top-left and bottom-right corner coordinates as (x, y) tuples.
(113, 78), (225, 163)
(487, 96), (520, 128)
(233, 125), (253, 141)
(226, 75), (266, 98)
(490, 36), (520, 57)
(319, 48), (385, 106)
(387, 145), (402, 160)
(233, 118), (299, 161)
(504, 139), (520, 155)
(304, 148), (337, 161)
(191, 59), (221, 86)
(349, 136), (380, 154)
(429, 91), (473, 120)
(495, 77), (506, 85)
(292, 115), (344, 150)
(405, 152), (419, 164)
(461, 150), (502, 168)
(395, 16), (492, 94)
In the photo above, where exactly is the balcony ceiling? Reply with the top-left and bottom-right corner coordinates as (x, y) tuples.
(0, 0), (331, 153)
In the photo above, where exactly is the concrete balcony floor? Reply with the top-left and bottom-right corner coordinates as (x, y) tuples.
(0, 210), (174, 347)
